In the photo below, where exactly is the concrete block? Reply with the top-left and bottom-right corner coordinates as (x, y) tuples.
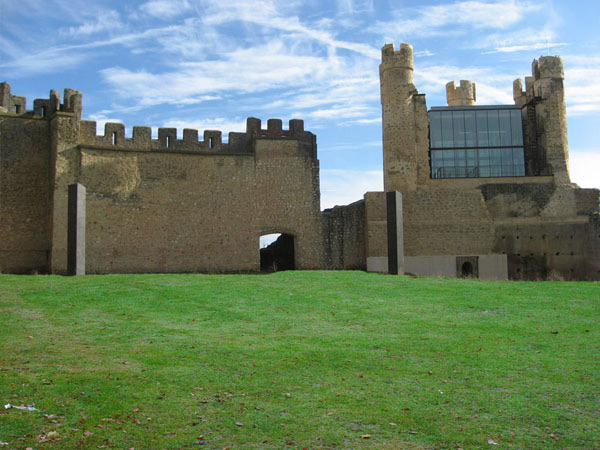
(67, 183), (86, 276)
(386, 191), (404, 274)
(367, 257), (388, 273)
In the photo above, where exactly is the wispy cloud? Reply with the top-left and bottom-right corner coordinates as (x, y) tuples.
(486, 42), (567, 53)
(100, 41), (332, 103)
(60, 10), (124, 36)
(565, 64), (600, 116)
(139, 0), (192, 18)
(201, 0), (379, 59)
(335, 0), (374, 15)
(0, 46), (90, 77)
(161, 118), (248, 135)
(320, 141), (381, 152)
(477, 25), (567, 54)
(373, 0), (542, 39)
(100, 34), (381, 127)
(415, 65), (516, 105)
(87, 113), (125, 135)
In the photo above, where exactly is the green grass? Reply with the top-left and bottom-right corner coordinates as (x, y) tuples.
(0, 271), (598, 449)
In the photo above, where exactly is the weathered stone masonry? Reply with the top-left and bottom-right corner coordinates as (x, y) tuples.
(1, 83), (324, 274)
(372, 43), (599, 280)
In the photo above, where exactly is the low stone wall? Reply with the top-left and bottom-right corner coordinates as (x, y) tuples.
(322, 200), (366, 270)
(405, 254), (507, 280)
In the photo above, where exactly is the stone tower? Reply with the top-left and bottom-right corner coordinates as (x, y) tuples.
(513, 56), (570, 184)
(446, 80), (476, 106)
(379, 43), (429, 191)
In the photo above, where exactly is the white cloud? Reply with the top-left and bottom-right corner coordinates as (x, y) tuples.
(335, 0), (374, 15)
(343, 117), (381, 125)
(100, 38), (381, 126)
(472, 24), (561, 51)
(415, 65), (516, 105)
(569, 151), (600, 189)
(374, 0), (542, 38)
(160, 118), (248, 135)
(414, 50), (435, 57)
(487, 42), (567, 53)
(100, 41), (331, 104)
(0, 46), (89, 77)
(201, 0), (379, 59)
(307, 105), (376, 120)
(60, 10), (124, 36)
(320, 169), (383, 209)
(565, 64), (600, 116)
(140, 0), (192, 19)
(320, 141), (381, 152)
(87, 113), (124, 135)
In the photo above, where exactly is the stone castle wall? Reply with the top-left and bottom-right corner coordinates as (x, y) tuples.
(0, 116), (52, 273)
(377, 43), (599, 280)
(2, 43), (599, 280)
(403, 189), (496, 256)
(64, 121), (323, 274)
(0, 83), (325, 274)
(322, 200), (366, 270)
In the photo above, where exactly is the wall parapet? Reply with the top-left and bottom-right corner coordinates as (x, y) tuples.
(513, 56), (564, 106)
(79, 117), (316, 157)
(380, 43), (414, 84)
(0, 82), (81, 118)
(446, 80), (476, 106)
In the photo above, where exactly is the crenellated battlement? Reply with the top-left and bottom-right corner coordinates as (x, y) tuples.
(513, 54), (569, 184)
(78, 117), (316, 157)
(0, 82), (82, 118)
(514, 56), (564, 106)
(379, 43), (414, 84)
(446, 80), (476, 106)
(246, 117), (308, 138)
(533, 56), (564, 80)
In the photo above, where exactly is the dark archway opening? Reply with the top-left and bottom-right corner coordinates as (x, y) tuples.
(461, 261), (474, 278)
(260, 233), (295, 272)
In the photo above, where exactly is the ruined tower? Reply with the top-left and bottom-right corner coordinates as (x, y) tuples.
(513, 56), (570, 184)
(379, 43), (429, 191)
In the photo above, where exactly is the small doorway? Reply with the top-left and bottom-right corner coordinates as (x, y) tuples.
(461, 261), (474, 277)
(456, 256), (479, 278)
(259, 233), (295, 272)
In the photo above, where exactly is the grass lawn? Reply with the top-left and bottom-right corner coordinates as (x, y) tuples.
(0, 271), (598, 449)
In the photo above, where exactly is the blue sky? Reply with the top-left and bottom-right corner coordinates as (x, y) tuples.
(2, 0), (598, 208)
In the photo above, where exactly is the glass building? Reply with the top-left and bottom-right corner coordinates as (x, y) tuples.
(429, 105), (525, 179)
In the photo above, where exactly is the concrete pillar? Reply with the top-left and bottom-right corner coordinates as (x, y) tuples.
(67, 183), (86, 276)
(386, 191), (404, 274)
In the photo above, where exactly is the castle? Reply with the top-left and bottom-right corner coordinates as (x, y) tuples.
(1, 43), (599, 280)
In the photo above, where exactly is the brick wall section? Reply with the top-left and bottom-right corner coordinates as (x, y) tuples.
(254, 139), (324, 270)
(364, 192), (388, 259)
(0, 116), (52, 273)
(479, 182), (556, 217)
(484, 185), (600, 280)
(49, 114), (82, 273)
(321, 200), (366, 270)
(48, 134), (324, 274)
(403, 189), (496, 256)
(494, 222), (592, 280)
